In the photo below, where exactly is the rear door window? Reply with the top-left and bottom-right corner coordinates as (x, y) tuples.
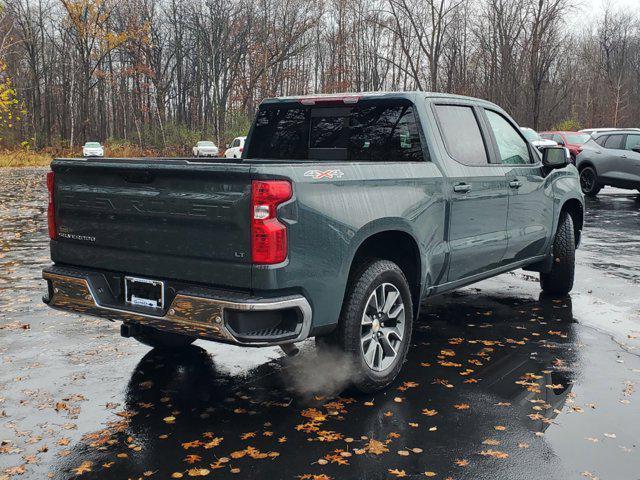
(603, 134), (624, 150)
(246, 100), (425, 162)
(433, 105), (488, 165)
(485, 110), (532, 165)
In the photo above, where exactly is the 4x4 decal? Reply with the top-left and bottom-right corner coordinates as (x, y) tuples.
(304, 169), (345, 180)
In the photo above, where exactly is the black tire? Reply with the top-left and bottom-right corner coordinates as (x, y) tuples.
(131, 327), (196, 349)
(317, 259), (413, 393)
(540, 212), (575, 296)
(579, 166), (601, 197)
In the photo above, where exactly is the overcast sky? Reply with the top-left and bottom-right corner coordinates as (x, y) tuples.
(580, 0), (640, 16)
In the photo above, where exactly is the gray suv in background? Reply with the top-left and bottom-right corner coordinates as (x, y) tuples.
(576, 129), (640, 196)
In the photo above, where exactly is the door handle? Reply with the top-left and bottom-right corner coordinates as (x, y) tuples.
(453, 183), (472, 193)
(509, 180), (522, 189)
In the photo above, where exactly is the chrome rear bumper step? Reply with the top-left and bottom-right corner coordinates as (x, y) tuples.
(42, 267), (312, 346)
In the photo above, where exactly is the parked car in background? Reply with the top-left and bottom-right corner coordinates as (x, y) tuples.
(540, 131), (591, 163)
(575, 129), (640, 196)
(43, 92), (584, 393)
(580, 127), (640, 136)
(224, 136), (246, 159)
(192, 141), (219, 157)
(82, 142), (104, 157)
(520, 127), (557, 150)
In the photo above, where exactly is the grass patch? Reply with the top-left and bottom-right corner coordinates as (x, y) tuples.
(0, 150), (52, 167)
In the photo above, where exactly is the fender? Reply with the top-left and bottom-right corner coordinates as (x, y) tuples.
(341, 218), (437, 304)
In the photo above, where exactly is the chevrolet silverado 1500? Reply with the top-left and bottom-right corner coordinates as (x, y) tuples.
(43, 92), (584, 392)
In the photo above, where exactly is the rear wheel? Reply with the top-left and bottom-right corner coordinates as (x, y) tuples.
(131, 326), (196, 349)
(579, 166), (601, 196)
(317, 259), (413, 393)
(540, 212), (575, 296)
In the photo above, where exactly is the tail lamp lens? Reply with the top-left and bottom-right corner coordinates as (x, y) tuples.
(46, 171), (56, 239)
(251, 180), (292, 264)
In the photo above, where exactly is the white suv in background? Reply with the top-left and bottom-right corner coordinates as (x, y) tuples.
(82, 142), (104, 157)
(224, 136), (246, 159)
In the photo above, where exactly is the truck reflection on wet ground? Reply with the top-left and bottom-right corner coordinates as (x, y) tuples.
(52, 292), (580, 480)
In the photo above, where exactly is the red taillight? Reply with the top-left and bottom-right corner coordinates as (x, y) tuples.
(251, 180), (292, 264)
(239, 147), (244, 153)
(46, 171), (56, 240)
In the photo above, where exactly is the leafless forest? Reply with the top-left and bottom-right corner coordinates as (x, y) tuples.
(0, 0), (639, 150)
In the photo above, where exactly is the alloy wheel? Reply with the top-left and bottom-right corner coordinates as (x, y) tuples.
(580, 169), (594, 192)
(360, 283), (406, 372)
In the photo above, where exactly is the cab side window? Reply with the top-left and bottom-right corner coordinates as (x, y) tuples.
(433, 105), (489, 165)
(485, 110), (532, 165)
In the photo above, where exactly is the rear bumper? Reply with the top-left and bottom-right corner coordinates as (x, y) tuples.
(42, 265), (312, 346)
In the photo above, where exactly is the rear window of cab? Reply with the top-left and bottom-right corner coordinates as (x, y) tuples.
(245, 99), (427, 162)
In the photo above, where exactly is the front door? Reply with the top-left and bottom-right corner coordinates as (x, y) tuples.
(482, 109), (552, 261)
(432, 103), (509, 282)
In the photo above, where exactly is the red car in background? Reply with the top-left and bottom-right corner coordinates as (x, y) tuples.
(540, 131), (591, 163)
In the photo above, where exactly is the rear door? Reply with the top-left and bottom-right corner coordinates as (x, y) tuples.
(432, 103), (509, 281)
(598, 133), (626, 183)
(482, 109), (552, 262)
(616, 134), (640, 186)
(51, 160), (253, 289)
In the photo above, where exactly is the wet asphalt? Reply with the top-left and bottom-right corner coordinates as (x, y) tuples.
(0, 168), (639, 480)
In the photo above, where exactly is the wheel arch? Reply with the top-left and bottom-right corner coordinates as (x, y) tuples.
(347, 229), (422, 319)
(559, 198), (584, 247)
(577, 159), (597, 173)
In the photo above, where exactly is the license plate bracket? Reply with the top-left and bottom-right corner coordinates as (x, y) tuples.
(124, 276), (164, 309)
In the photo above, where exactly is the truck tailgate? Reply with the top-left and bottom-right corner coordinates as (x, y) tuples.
(50, 159), (253, 289)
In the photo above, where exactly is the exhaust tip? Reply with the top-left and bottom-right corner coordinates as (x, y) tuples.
(280, 343), (300, 357)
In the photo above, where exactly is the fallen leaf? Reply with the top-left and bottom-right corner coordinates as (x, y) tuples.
(72, 461), (93, 475)
(479, 449), (509, 459)
(187, 468), (210, 477)
(388, 469), (407, 477)
(365, 439), (389, 455)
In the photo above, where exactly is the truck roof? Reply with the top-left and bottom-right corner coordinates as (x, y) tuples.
(263, 91), (502, 111)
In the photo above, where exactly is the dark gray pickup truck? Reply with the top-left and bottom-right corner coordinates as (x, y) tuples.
(43, 92), (584, 392)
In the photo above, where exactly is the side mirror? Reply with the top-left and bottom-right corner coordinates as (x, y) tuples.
(226, 144), (230, 148)
(632, 146), (640, 154)
(556, 140), (565, 146)
(542, 146), (568, 169)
